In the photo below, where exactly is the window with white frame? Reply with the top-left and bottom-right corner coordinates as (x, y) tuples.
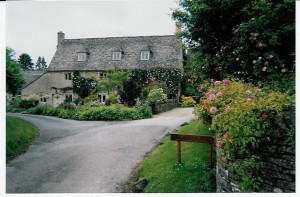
(98, 94), (107, 103)
(140, 51), (150, 60)
(65, 72), (72, 80)
(77, 53), (86, 62)
(112, 52), (122, 61)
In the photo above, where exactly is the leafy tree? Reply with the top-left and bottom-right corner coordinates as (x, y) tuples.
(172, 0), (295, 89)
(119, 78), (143, 106)
(18, 53), (34, 70)
(6, 48), (25, 96)
(96, 65), (131, 95)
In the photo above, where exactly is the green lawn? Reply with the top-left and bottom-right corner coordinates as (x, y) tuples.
(6, 116), (39, 161)
(136, 120), (215, 192)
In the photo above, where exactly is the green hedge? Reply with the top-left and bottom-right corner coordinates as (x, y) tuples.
(78, 104), (152, 120)
(150, 99), (178, 114)
(26, 104), (152, 121)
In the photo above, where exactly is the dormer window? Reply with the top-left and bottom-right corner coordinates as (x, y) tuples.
(112, 52), (122, 61)
(77, 53), (86, 62)
(141, 51), (150, 60)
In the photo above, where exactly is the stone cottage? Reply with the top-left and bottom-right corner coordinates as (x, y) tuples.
(21, 32), (183, 107)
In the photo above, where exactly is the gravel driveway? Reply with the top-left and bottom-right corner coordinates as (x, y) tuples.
(6, 108), (195, 193)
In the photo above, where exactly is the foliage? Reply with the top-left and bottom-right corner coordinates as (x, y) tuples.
(6, 116), (39, 161)
(105, 93), (118, 106)
(150, 99), (178, 115)
(172, 0), (295, 88)
(19, 99), (39, 109)
(72, 71), (97, 98)
(25, 104), (152, 121)
(180, 96), (196, 107)
(18, 53), (34, 70)
(136, 120), (215, 192)
(119, 78), (143, 106)
(35, 56), (47, 70)
(147, 88), (167, 105)
(83, 94), (99, 104)
(131, 67), (182, 99)
(96, 65), (131, 95)
(6, 48), (25, 96)
(78, 104), (152, 121)
(27, 104), (60, 116)
(196, 80), (294, 191)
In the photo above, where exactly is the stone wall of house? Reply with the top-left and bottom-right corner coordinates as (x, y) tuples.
(216, 111), (295, 193)
(21, 71), (106, 106)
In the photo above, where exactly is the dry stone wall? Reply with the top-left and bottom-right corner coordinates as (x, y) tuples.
(216, 110), (295, 193)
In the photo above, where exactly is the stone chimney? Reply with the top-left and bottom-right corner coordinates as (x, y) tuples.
(57, 31), (65, 47)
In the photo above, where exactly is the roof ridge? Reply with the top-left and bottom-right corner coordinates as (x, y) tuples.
(64, 35), (175, 41)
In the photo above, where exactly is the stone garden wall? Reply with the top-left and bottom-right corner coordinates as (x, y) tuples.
(216, 110), (295, 193)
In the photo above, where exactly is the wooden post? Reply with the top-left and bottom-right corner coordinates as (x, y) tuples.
(177, 141), (181, 163)
(209, 144), (212, 168)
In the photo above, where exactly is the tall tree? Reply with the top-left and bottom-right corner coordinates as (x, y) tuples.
(172, 0), (295, 87)
(40, 57), (47, 70)
(35, 56), (42, 70)
(18, 53), (34, 70)
(6, 48), (25, 96)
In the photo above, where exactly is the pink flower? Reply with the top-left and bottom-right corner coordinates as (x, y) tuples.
(264, 61), (269, 65)
(253, 60), (256, 64)
(258, 57), (262, 60)
(281, 69), (286, 73)
(210, 107), (218, 114)
(262, 67), (267, 71)
(255, 88), (261, 93)
(216, 91), (222, 97)
(214, 81), (222, 86)
(245, 90), (252, 95)
(258, 43), (263, 47)
(223, 132), (230, 139)
(262, 114), (268, 119)
(248, 98), (253, 102)
(222, 79), (231, 85)
(208, 94), (216, 101)
(216, 141), (224, 148)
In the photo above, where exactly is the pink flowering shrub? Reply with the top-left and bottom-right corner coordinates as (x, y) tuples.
(196, 80), (293, 191)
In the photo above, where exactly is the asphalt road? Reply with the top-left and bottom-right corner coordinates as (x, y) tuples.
(6, 108), (195, 193)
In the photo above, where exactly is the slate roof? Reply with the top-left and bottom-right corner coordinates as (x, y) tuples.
(48, 34), (182, 71)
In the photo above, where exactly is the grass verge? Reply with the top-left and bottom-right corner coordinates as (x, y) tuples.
(135, 120), (215, 192)
(6, 116), (39, 161)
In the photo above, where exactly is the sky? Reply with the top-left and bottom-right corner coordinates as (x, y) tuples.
(6, 0), (179, 66)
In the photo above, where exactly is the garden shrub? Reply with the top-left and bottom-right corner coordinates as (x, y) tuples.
(83, 94), (99, 104)
(58, 109), (78, 119)
(27, 104), (60, 116)
(19, 99), (39, 109)
(147, 88), (167, 105)
(151, 99), (178, 114)
(180, 96), (196, 107)
(78, 104), (152, 120)
(196, 79), (294, 191)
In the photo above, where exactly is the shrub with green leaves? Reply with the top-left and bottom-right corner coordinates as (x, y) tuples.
(196, 80), (294, 191)
(27, 104), (61, 116)
(78, 104), (152, 120)
(147, 88), (167, 105)
(180, 96), (196, 107)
